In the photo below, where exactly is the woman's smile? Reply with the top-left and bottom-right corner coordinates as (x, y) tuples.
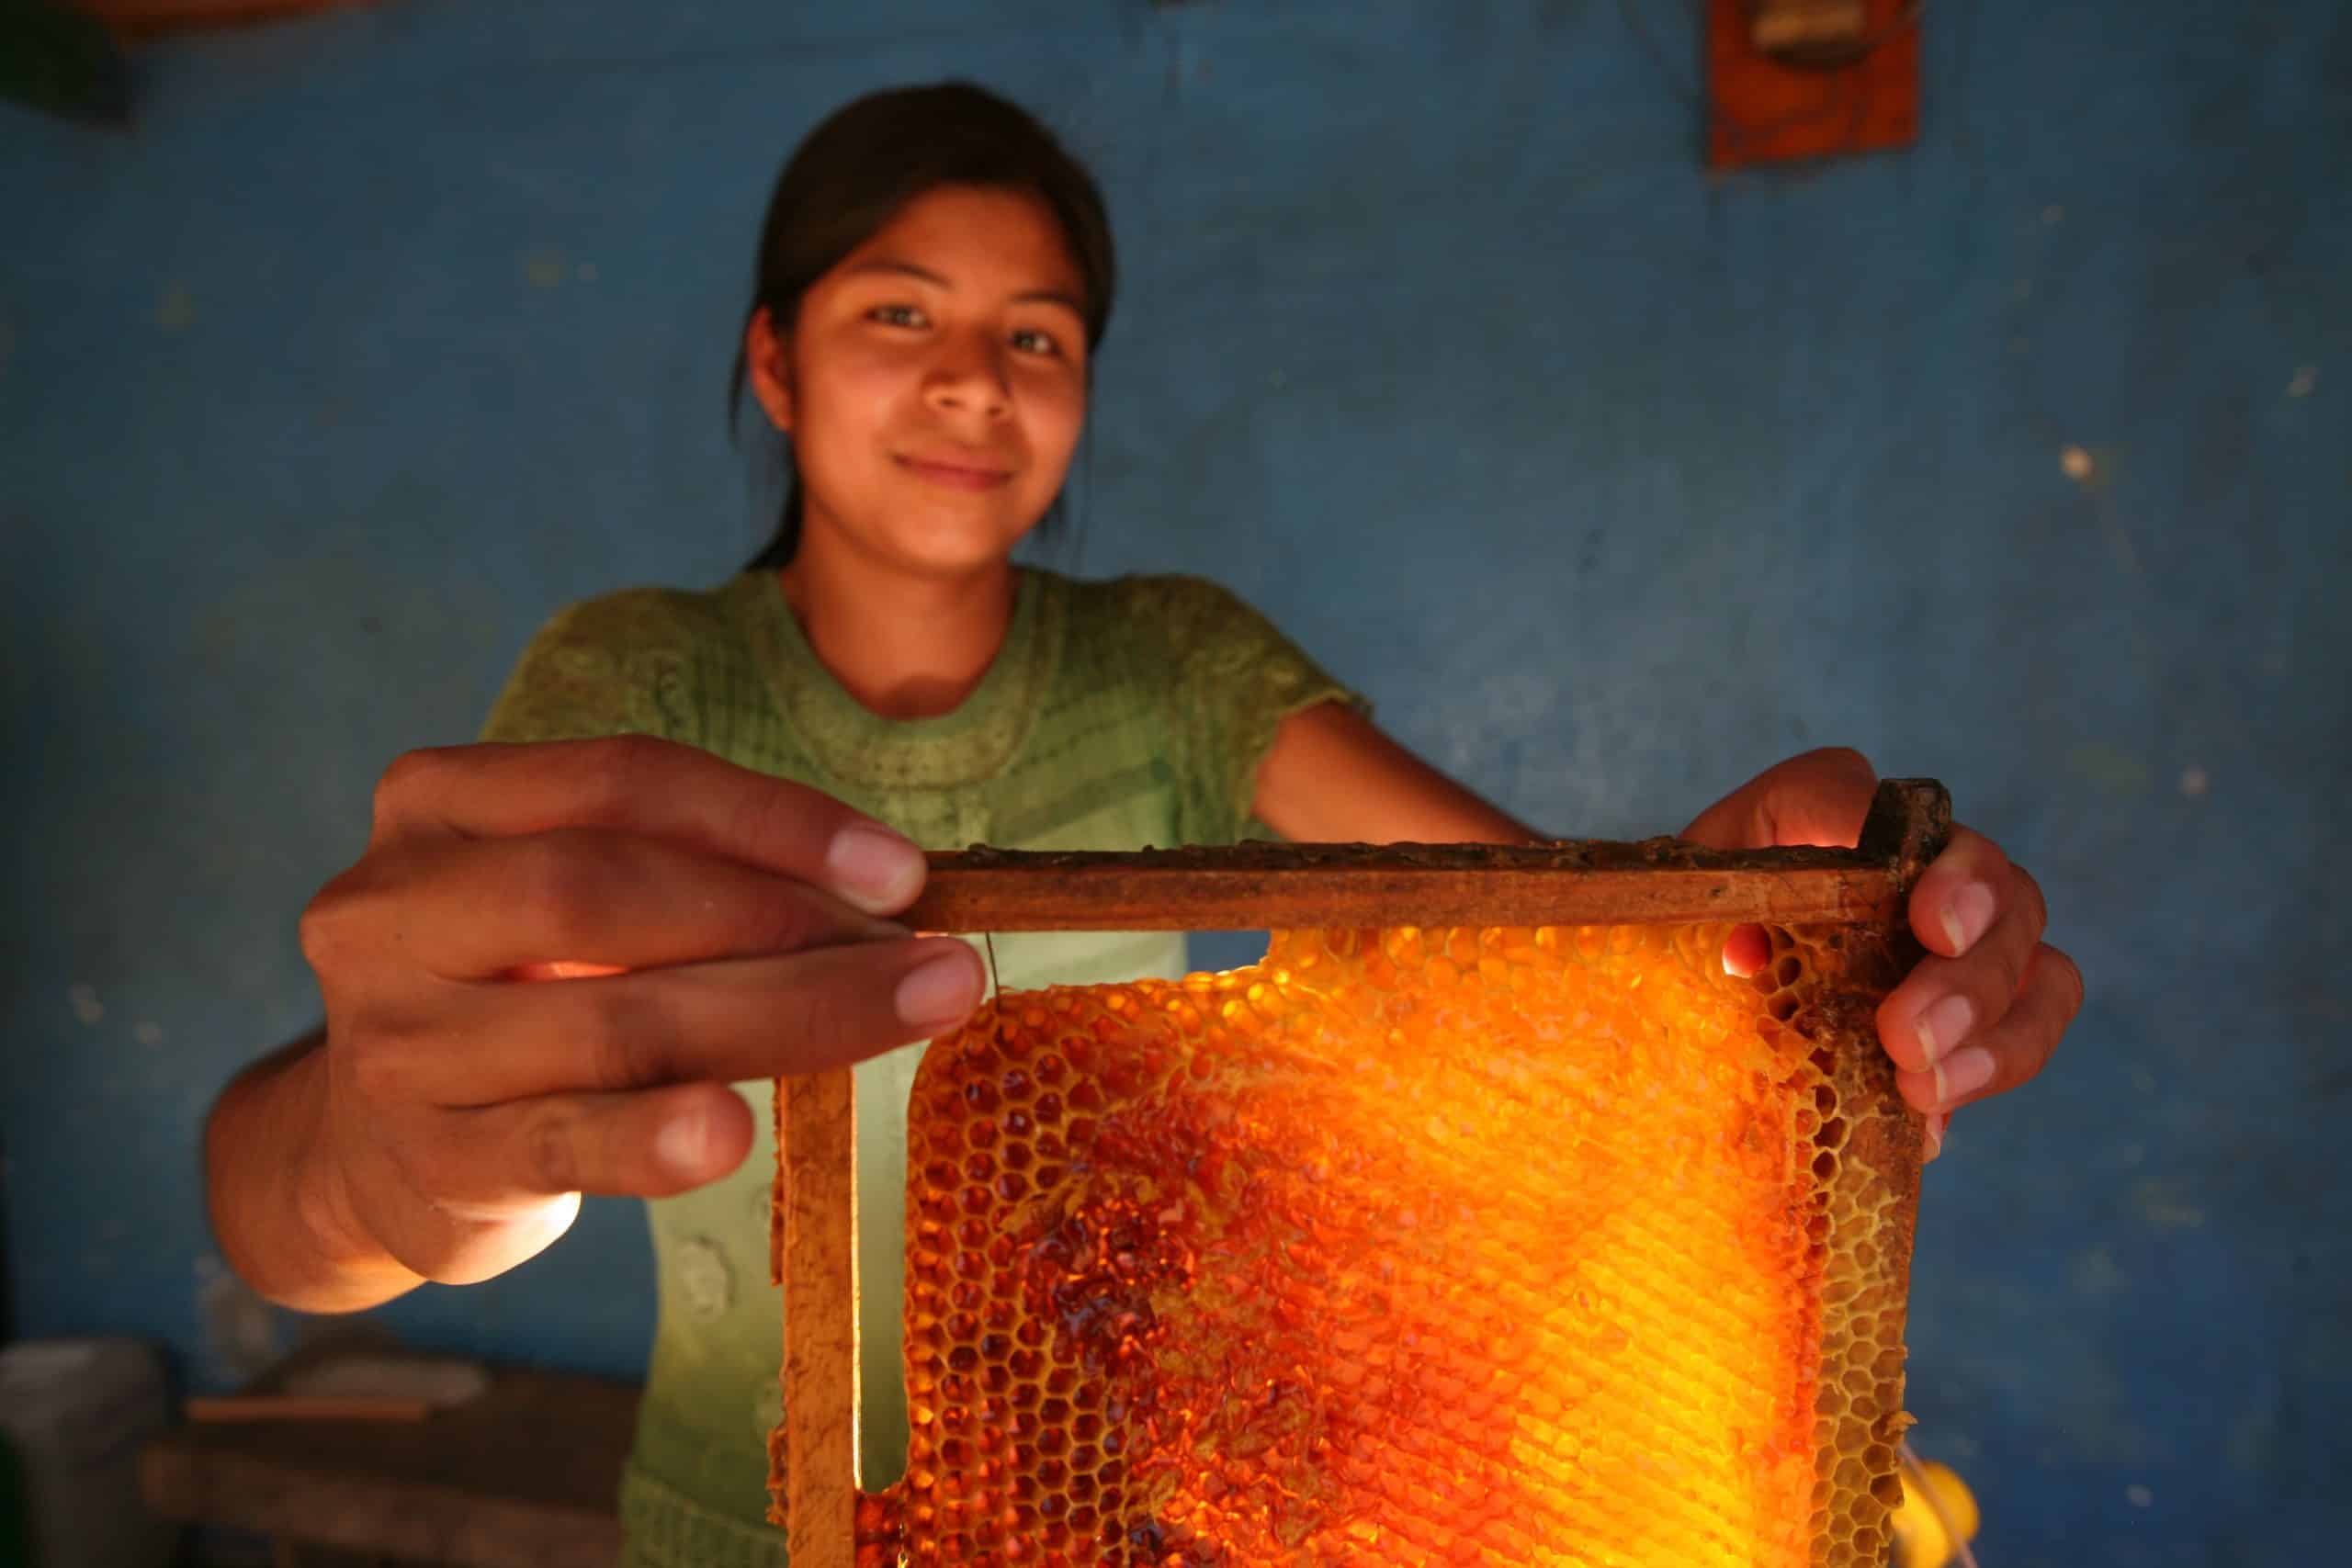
(895, 451), (1015, 491)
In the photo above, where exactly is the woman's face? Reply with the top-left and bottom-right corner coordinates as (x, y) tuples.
(752, 184), (1091, 582)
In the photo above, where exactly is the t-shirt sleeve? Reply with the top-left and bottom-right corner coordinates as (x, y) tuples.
(1154, 577), (1367, 845)
(477, 591), (706, 748)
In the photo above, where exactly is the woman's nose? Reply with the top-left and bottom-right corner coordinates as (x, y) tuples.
(923, 332), (1011, 419)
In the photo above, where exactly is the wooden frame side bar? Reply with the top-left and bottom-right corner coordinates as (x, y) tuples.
(781, 1067), (858, 1568)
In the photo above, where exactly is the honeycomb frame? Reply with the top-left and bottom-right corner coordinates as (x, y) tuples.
(772, 783), (1947, 1568)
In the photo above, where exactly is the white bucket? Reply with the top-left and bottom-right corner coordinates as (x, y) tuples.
(0, 1338), (180, 1568)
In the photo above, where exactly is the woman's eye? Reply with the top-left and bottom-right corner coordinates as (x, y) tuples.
(1011, 328), (1060, 357)
(868, 305), (927, 329)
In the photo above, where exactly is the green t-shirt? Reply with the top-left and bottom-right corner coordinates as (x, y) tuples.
(477, 567), (1358, 1566)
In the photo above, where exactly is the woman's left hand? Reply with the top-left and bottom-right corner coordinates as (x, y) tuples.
(1680, 748), (2084, 1160)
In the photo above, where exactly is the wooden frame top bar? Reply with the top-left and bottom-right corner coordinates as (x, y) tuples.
(903, 780), (1951, 933)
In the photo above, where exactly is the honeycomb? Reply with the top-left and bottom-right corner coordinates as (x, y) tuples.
(782, 920), (1919, 1567)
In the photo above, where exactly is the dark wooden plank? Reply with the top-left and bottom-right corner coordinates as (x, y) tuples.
(140, 1359), (635, 1568)
(187, 1394), (432, 1424)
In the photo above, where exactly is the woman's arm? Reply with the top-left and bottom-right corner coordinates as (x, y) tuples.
(1250, 701), (1542, 845)
(208, 1027), (427, 1313)
(204, 737), (987, 1308)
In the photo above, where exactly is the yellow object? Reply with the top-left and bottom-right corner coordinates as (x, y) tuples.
(1891, 1456), (1982, 1568)
(852, 921), (1922, 1565)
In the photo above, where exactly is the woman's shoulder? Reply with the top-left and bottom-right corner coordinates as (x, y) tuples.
(521, 580), (741, 659)
(481, 579), (748, 745)
(1048, 570), (1285, 655)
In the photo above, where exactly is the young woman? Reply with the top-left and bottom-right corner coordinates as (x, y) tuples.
(206, 83), (2079, 1563)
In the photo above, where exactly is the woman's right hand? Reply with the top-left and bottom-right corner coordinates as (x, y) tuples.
(278, 735), (984, 1296)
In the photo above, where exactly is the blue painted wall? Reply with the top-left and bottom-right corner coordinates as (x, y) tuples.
(3, 1), (2344, 1561)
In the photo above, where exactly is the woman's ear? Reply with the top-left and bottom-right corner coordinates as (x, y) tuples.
(744, 306), (793, 433)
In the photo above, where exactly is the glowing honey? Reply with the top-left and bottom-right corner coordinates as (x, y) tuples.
(856, 921), (1916, 1566)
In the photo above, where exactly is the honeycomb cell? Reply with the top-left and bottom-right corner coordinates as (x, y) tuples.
(790, 921), (1919, 1567)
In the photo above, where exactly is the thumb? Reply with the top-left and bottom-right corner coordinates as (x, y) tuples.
(1679, 747), (1879, 851)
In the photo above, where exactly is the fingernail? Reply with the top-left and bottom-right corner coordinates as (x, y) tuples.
(826, 824), (925, 914)
(896, 944), (981, 1031)
(1923, 1111), (1947, 1162)
(1913, 993), (1975, 1064)
(1939, 882), (1997, 954)
(1932, 1044), (1996, 1108)
(656, 1109), (709, 1178)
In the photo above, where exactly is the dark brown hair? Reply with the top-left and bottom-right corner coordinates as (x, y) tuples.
(732, 83), (1117, 570)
